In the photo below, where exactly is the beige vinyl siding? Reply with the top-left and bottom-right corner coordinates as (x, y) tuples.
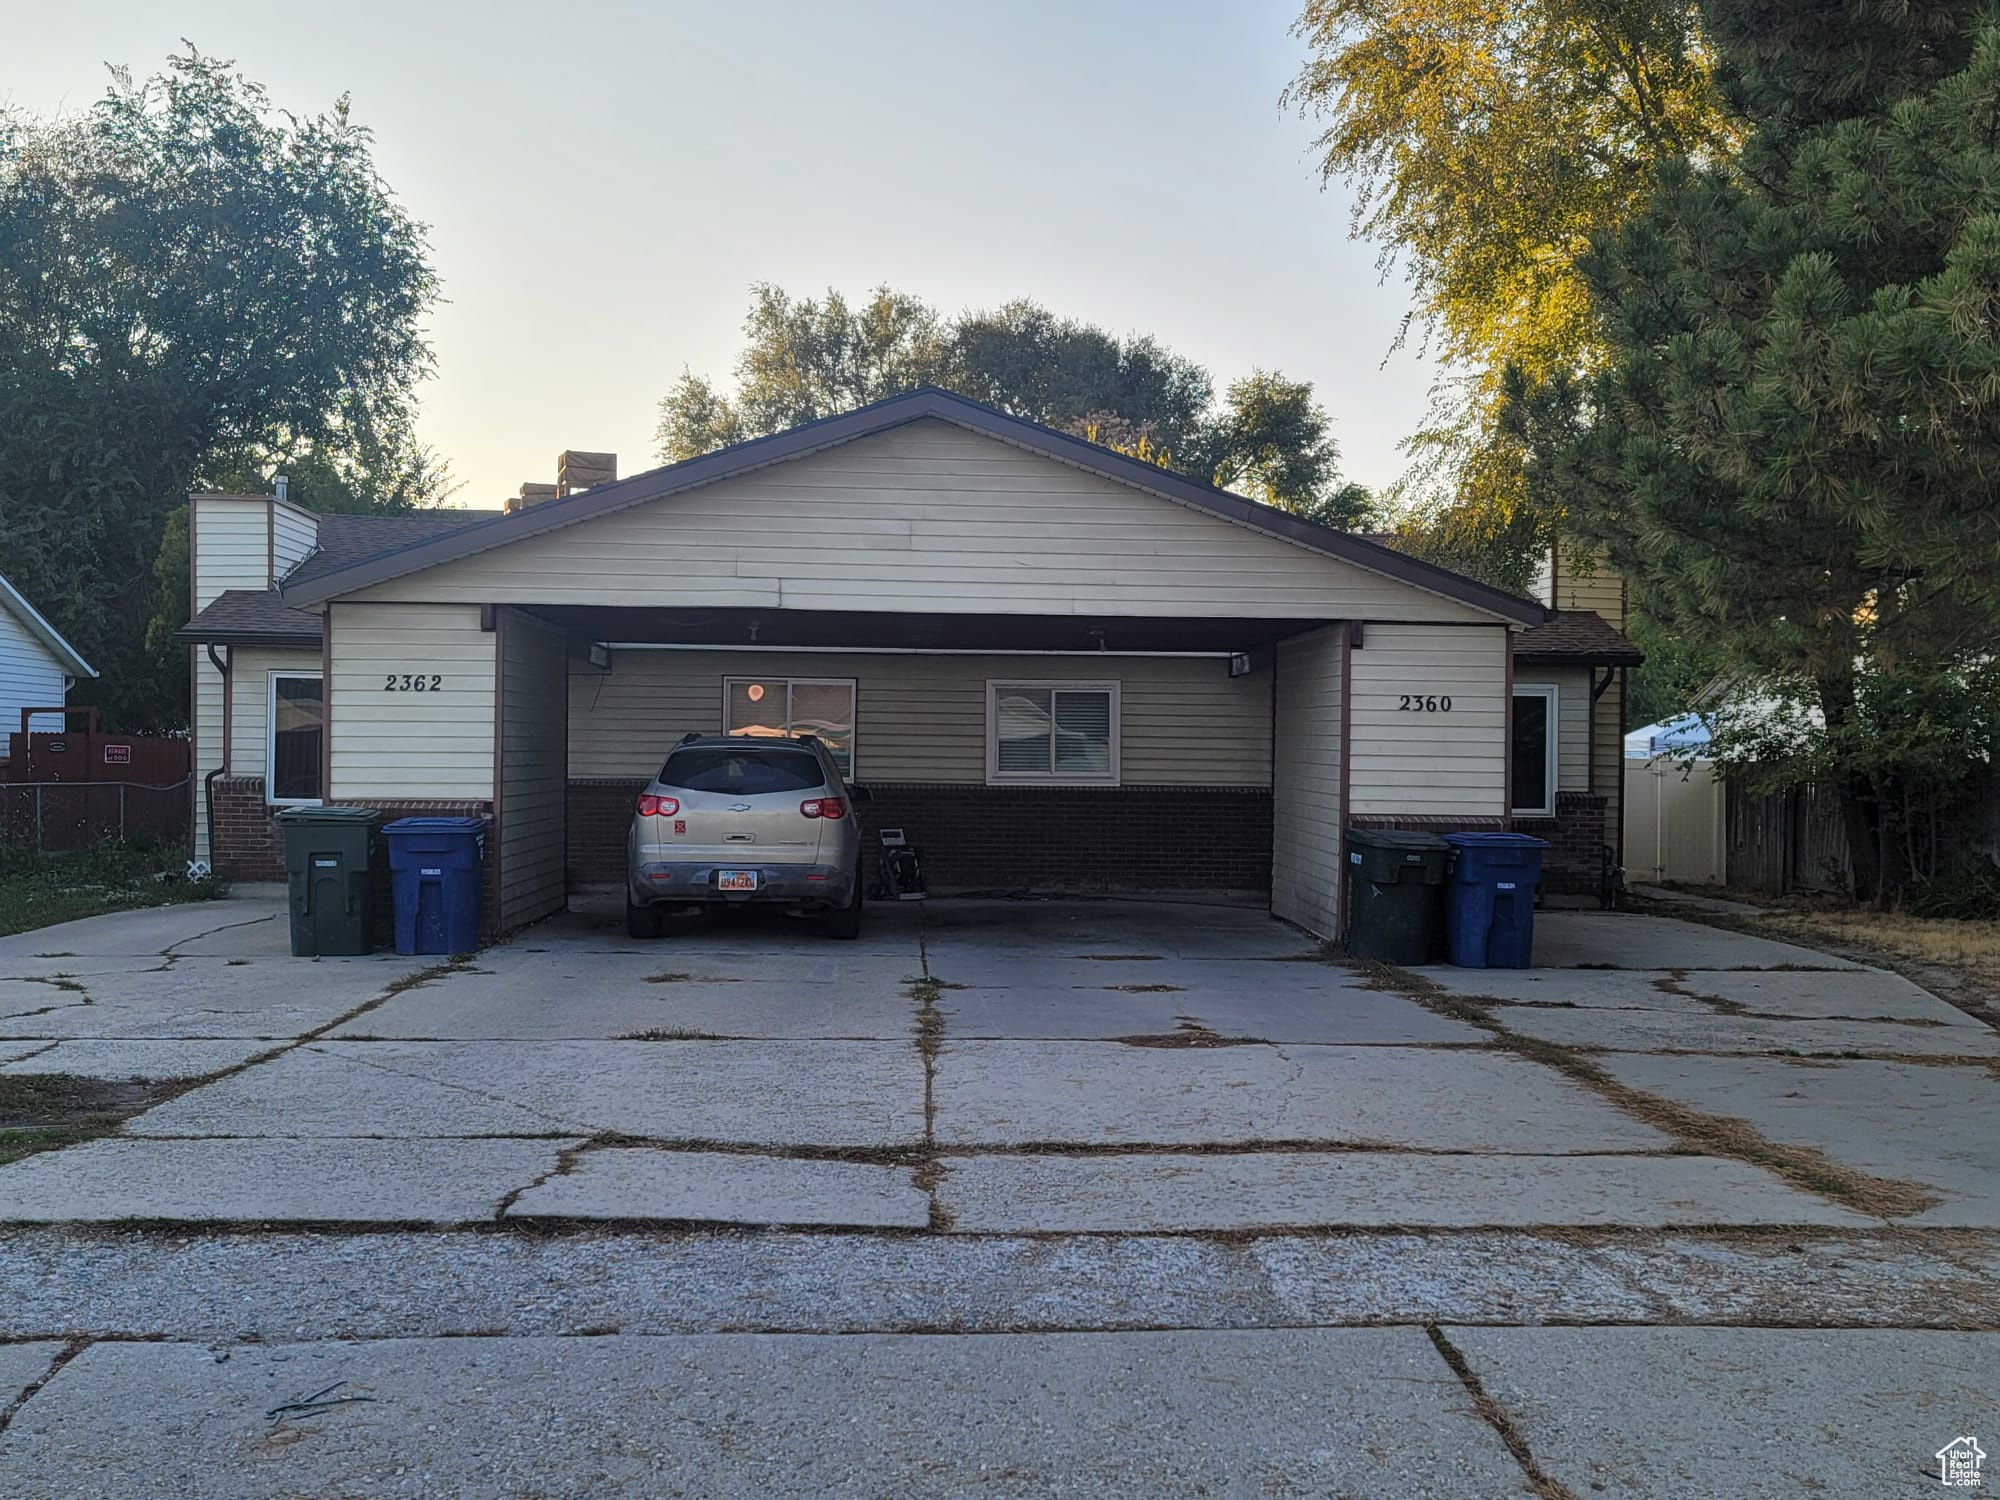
(498, 610), (567, 927)
(1554, 548), (1624, 625)
(328, 602), (495, 801)
(192, 668), (221, 861)
(1596, 672), (1624, 845)
(354, 420), (1497, 624)
(1514, 668), (1591, 794)
(271, 501), (320, 580)
(568, 650), (1271, 786)
(1347, 624), (1508, 819)
(1270, 627), (1345, 937)
(226, 649), (324, 782)
(192, 497), (274, 607)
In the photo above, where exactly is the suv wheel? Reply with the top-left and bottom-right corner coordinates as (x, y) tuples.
(626, 900), (665, 940)
(824, 879), (863, 940)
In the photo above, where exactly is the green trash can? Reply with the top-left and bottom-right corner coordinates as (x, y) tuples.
(1344, 828), (1451, 964)
(277, 806), (381, 957)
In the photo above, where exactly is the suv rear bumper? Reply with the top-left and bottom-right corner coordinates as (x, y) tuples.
(629, 861), (856, 910)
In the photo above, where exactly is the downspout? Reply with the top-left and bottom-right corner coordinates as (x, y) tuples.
(203, 644), (231, 871)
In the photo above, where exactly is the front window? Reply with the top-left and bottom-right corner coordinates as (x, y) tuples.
(987, 681), (1120, 784)
(1511, 684), (1557, 818)
(659, 746), (826, 795)
(268, 673), (324, 805)
(723, 677), (855, 776)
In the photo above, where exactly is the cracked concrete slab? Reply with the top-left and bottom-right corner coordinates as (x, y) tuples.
(0, 1330), (1535, 1499)
(1446, 1327), (2000, 1498)
(1499, 1005), (2000, 1059)
(1598, 1053), (2000, 1227)
(1417, 968), (1715, 1011)
(937, 965), (1487, 1044)
(0, 1341), (62, 1401)
(506, 1148), (932, 1227)
(0, 1137), (577, 1223)
(1682, 968), (1981, 1025)
(0, 956), (430, 1040)
(0, 1040), (56, 1064)
(0, 898), (288, 961)
(923, 899), (1315, 968)
(1527, 911), (1864, 970)
(935, 1041), (1671, 1150)
(938, 1150), (1872, 1232)
(333, 967), (921, 1040)
(130, 1039), (928, 1147)
(0, 1038), (277, 1079)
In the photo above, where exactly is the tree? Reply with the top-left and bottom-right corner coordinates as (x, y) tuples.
(658, 285), (1362, 518)
(0, 47), (439, 730)
(1514, 0), (2000, 902)
(1286, 0), (1732, 580)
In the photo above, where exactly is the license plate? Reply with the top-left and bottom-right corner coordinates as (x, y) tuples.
(716, 870), (758, 892)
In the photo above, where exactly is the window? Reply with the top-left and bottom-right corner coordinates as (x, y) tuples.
(1511, 684), (1557, 818)
(659, 747), (825, 795)
(986, 681), (1120, 784)
(722, 677), (856, 776)
(267, 673), (324, 805)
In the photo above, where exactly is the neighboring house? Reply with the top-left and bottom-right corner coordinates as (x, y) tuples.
(178, 387), (1643, 935)
(0, 571), (97, 747)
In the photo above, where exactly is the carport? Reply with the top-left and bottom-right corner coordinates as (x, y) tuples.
(276, 388), (1544, 937)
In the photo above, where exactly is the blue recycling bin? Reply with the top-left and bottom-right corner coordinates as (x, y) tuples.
(382, 816), (488, 955)
(1442, 832), (1548, 968)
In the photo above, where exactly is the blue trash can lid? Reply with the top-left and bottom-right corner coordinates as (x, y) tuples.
(382, 816), (490, 834)
(1443, 831), (1549, 848)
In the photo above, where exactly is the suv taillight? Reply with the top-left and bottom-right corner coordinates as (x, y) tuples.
(635, 794), (679, 817)
(799, 796), (846, 819)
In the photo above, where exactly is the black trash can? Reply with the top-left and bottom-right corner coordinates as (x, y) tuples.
(1344, 828), (1451, 964)
(276, 806), (381, 957)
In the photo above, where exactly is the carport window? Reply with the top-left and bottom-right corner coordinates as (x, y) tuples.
(723, 677), (855, 776)
(1511, 684), (1557, 818)
(986, 681), (1120, 785)
(267, 672), (324, 806)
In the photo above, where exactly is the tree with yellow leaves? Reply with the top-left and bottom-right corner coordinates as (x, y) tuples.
(1285, 0), (1732, 588)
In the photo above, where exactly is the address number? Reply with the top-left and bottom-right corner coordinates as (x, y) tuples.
(1398, 694), (1453, 711)
(383, 673), (443, 692)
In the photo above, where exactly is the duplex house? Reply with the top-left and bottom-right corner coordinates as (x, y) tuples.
(176, 389), (1639, 935)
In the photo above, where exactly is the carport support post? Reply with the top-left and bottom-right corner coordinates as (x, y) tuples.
(1337, 621), (1357, 940)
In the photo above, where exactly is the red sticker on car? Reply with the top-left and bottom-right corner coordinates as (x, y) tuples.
(674, 820), (686, 835)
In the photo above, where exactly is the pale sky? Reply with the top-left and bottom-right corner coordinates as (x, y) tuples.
(6, 0), (1442, 508)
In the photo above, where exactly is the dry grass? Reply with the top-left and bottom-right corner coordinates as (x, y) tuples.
(1759, 909), (2000, 987)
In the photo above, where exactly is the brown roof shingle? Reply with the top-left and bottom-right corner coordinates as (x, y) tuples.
(1513, 609), (1644, 666)
(175, 589), (322, 646)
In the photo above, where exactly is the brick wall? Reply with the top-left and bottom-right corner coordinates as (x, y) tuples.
(210, 777), (286, 883)
(1511, 791), (1608, 900)
(567, 779), (1273, 895)
(1349, 791), (1609, 905)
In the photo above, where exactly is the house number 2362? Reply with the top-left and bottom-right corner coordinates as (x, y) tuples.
(1398, 694), (1452, 711)
(383, 673), (443, 692)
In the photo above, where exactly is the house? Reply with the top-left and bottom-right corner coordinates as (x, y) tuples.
(176, 387), (1643, 936)
(0, 571), (97, 747)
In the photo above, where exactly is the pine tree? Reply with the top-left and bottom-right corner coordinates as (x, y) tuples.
(1515, 0), (2000, 902)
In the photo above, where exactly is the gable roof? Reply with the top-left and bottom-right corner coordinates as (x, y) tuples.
(1513, 609), (1644, 666)
(175, 588), (324, 649)
(285, 509), (504, 591)
(0, 572), (96, 679)
(280, 388), (1548, 625)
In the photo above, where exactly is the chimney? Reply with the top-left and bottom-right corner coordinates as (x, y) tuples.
(556, 450), (617, 498)
(505, 482), (559, 515)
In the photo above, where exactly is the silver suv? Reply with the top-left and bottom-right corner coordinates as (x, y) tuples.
(626, 734), (866, 940)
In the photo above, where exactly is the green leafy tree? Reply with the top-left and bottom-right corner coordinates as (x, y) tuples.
(658, 285), (1359, 518)
(1513, 0), (2000, 902)
(0, 47), (440, 730)
(1286, 0), (1733, 582)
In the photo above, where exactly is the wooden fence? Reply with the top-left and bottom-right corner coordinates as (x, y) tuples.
(1726, 780), (1852, 896)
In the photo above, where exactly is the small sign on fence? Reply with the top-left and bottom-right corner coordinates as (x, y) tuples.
(103, 744), (132, 765)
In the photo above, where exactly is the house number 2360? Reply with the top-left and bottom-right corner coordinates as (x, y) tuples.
(1398, 694), (1452, 711)
(383, 673), (443, 692)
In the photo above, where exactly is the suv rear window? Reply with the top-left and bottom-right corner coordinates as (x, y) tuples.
(658, 746), (825, 795)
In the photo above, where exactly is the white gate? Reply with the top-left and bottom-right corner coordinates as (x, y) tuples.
(1624, 758), (1725, 888)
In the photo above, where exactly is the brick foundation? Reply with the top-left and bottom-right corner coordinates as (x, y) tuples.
(1348, 791), (1609, 905)
(209, 777), (287, 883)
(1511, 791), (1609, 901)
(567, 780), (1273, 895)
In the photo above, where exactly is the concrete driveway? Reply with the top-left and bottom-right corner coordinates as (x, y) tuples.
(3, 895), (1998, 1496)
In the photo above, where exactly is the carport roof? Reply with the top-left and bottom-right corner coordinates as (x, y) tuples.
(278, 388), (1549, 626)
